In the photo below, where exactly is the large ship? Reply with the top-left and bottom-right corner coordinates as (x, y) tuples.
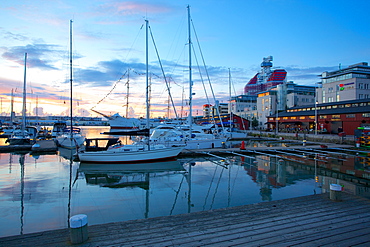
(244, 56), (287, 95)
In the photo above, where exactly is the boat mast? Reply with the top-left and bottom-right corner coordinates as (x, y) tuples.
(145, 19), (150, 130)
(69, 19), (73, 139)
(10, 89), (14, 124)
(187, 5), (193, 131)
(229, 68), (232, 137)
(21, 53), (27, 136)
(125, 69), (130, 118)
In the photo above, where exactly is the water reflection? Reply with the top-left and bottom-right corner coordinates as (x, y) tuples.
(78, 160), (186, 218)
(1, 129), (370, 237)
(19, 154), (25, 235)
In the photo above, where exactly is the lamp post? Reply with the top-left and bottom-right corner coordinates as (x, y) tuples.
(315, 100), (318, 135)
(275, 96), (278, 136)
(315, 84), (318, 135)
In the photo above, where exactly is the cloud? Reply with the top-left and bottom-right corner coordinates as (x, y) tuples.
(2, 43), (64, 70)
(284, 65), (338, 85)
(107, 1), (174, 16)
(74, 58), (164, 87)
(2, 31), (29, 42)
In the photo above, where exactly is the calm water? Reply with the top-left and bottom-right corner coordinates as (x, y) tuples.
(0, 126), (369, 238)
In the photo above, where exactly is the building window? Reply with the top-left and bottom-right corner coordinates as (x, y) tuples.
(346, 114), (355, 118)
(299, 116), (306, 119)
(332, 115), (341, 119)
(320, 115), (327, 119)
(309, 116), (315, 119)
(363, 113), (370, 118)
(359, 94), (364, 99)
(359, 83), (364, 89)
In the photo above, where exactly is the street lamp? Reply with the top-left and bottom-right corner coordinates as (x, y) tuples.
(315, 100), (317, 135)
(314, 84), (318, 135)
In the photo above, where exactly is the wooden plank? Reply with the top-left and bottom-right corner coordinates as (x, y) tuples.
(0, 193), (369, 247)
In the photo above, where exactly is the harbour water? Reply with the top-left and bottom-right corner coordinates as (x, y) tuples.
(0, 126), (369, 238)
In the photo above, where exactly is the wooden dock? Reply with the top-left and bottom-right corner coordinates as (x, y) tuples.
(1, 193), (369, 246)
(0, 139), (57, 152)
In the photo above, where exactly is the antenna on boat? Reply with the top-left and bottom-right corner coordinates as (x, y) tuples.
(187, 5), (193, 132)
(69, 19), (73, 140)
(21, 53), (27, 137)
(145, 19), (151, 150)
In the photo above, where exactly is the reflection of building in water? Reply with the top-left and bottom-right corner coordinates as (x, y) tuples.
(84, 173), (150, 190)
(319, 176), (370, 198)
(243, 155), (313, 201)
(242, 150), (370, 200)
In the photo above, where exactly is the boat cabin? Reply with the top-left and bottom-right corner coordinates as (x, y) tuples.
(84, 138), (120, 151)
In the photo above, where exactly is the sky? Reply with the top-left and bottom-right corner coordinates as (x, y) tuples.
(1, 0), (370, 119)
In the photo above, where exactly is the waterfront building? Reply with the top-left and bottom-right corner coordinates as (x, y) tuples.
(203, 104), (212, 118)
(202, 101), (228, 118)
(266, 98), (370, 135)
(284, 81), (316, 108)
(229, 95), (257, 128)
(317, 62), (370, 104)
(232, 56), (316, 129)
(265, 61), (370, 134)
(195, 113), (249, 130)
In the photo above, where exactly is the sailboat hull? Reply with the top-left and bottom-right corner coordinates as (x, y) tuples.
(78, 146), (184, 163)
(7, 138), (34, 145)
(56, 134), (85, 149)
(79, 159), (185, 173)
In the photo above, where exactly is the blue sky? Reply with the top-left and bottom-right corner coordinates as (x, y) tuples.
(1, 0), (370, 118)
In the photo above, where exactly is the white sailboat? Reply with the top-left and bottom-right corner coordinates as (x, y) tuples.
(78, 20), (184, 163)
(56, 20), (85, 149)
(7, 53), (37, 145)
(148, 6), (227, 149)
(219, 69), (247, 139)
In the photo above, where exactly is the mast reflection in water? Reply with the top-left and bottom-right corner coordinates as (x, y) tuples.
(0, 127), (370, 238)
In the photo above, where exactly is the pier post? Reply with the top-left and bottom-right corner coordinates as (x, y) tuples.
(329, 184), (342, 201)
(240, 141), (245, 150)
(70, 214), (88, 244)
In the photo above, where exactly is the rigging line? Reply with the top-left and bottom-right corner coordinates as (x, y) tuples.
(202, 165), (218, 211)
(230, 162), (241, 198)
(229, 70), (247, 130)
(191, 45), (210, 105)
(148, 25), (179, 120)
(191, 44), (217, 126)
(93, 23), (143, 110)
(191, 19), (225, 131)
(209, 166), (225, 210)
(169, 174), (186, 215)
(91, 69), (129, 109)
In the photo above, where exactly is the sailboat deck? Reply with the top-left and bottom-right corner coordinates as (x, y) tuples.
(1, 193), (370, 246)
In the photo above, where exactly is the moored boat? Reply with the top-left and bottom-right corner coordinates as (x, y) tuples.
(77, 20), (184, 163)
(78, 143), (184, 163)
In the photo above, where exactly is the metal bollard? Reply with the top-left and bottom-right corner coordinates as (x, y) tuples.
(329, 184), (342, 201)
(70, 214), (88, 244)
